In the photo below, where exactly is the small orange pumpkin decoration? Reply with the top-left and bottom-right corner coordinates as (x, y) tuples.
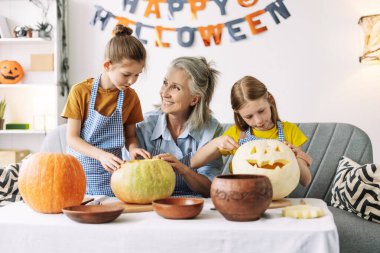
(19, 153), (86, 214)
(0, 60), (24, 84)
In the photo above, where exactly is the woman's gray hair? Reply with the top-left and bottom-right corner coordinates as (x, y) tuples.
(169, 56), (219, 130)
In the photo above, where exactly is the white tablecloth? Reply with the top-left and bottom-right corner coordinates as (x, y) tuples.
(0, 198), (339, 253)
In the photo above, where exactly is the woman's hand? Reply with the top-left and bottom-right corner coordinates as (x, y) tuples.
(129, 147), (151, 160)
(213, 136), (240, 152)
(154, 153), (188, 175)
(156, 153), (212, 197)
(98, 151), (124, 173)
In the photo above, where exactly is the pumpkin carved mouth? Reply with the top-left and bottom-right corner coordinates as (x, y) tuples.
(1, 73), (19, 80)
(246, 159), (288, 170)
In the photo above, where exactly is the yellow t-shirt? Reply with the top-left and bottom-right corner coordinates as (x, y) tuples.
(220, 122), (307, 155)
(61, 78), (143, 135)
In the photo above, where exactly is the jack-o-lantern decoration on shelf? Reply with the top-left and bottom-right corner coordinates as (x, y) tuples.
(232, 139), (300, 200)
(18, 153), (86, 214)
(0, 60), (24, 84)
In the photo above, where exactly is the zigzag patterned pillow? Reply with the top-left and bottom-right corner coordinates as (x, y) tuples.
(0, 163), (22, 206)
(331, 156), (380, 223)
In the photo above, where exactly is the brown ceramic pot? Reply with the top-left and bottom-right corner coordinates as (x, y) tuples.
(211, 174), (273, 221)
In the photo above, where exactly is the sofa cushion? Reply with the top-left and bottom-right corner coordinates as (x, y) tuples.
(290, 123), (373, 203)
(0, 163), (22, 206)
(328, 206), (380, 253)
(331, 156), (380, 223)
(40, 124), (67, 153)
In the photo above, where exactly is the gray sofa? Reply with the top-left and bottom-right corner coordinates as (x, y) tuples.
(41, 123), (379, 253)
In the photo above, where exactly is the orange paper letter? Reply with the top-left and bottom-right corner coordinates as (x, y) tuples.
(155, 26), (175, 47)
(144, 0), (165, 18)
(237, 0), (258, 8)
(188, 0), (207, 19)
(198, 24), (224, 46)
(245, 10), (267, 35)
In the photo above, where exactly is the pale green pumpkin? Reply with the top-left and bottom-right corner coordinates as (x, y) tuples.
(111, 159), (176, 204)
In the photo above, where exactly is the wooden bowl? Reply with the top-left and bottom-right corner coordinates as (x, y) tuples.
(152, 198), (204, 219)
(211, 174), (272, 221)
(62, 205), (124, 224)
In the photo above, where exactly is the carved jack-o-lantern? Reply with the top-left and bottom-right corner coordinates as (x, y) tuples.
(0, 60), (24, 84)
(232, 139), (300, 200)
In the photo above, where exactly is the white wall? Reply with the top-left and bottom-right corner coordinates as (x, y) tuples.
(67, 0), (380, 162)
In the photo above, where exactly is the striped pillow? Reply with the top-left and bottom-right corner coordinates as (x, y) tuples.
(331, 156), (380, 223)
(0, 163), (22, 206)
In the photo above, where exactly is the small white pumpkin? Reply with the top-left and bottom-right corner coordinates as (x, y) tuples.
(232, 139), (300, 200)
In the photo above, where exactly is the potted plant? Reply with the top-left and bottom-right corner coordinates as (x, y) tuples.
(0, 98), (6, 130)
(36, 21), (52, 38)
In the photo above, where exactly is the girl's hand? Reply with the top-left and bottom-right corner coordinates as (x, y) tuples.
(284, 142), (313, 166)
(213, 136), (240, 152)
(129, 148), (151, 160)
(284, 141), (296, 152)
(98, 151), (124, 173)
(154, 153), (187, 174)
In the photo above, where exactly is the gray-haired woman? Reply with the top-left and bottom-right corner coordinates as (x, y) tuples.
(135, 56), (223, 197)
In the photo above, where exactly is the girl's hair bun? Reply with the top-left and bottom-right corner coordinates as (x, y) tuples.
(113, 24), (133, 36)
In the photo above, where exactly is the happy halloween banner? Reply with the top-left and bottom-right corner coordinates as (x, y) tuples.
(91, 0), (291, 47)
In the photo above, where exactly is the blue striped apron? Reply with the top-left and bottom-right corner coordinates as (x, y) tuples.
(238, 121), (285, 145)
(67, 76), (124, 196)
(153, 138), (201, 197)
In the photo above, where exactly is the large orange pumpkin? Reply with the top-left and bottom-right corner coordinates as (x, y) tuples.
(0, 60), (24, 84)
(18, 153), (86, 214)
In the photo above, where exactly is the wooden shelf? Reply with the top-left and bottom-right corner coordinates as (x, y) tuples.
(0, 0), (60, 153)
(0, 130), (46, 134)
(0, 83), (56, 88)
(0, 38), (52, 45)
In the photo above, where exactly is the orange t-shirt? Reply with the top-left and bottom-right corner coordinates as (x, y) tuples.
(61, 78), (143, 135)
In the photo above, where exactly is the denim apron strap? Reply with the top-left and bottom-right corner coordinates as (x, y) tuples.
(88, 76), (99, 111)
(238, 121), (285, 145)
(276, 121), (285, 142)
